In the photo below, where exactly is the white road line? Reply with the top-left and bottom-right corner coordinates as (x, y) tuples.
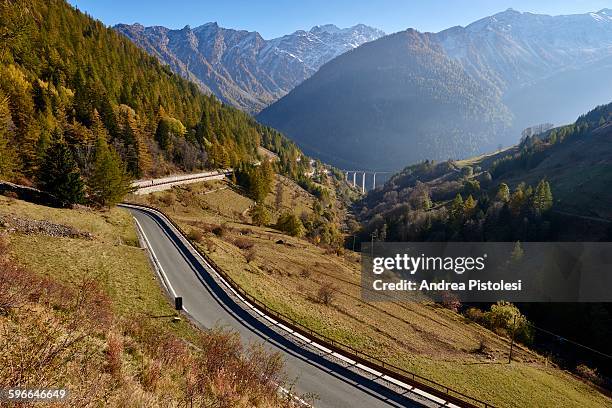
(134, 216), (178, 299)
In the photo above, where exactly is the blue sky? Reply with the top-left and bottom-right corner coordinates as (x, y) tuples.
(69, 0), (611, 38)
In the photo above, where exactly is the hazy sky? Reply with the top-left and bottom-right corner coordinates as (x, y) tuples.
(68, 0), (611, 38)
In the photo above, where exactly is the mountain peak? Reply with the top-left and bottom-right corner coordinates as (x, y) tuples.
(310, 24), (341, 34)
(115, 20), (383, 113)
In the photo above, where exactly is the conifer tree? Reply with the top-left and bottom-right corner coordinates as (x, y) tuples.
(463, 195), (477, 217)
(250, 203), (270, 226)
(496, 183), (510, 202)
(88, 133), (132, 207)
(533, 179), (553, 213)
(38, 140), (84, 205)
(261, 158), (274, 190)
(450, 193), (464, 221)
(0, 92), (16, 179)
(509, 188), (525, 217)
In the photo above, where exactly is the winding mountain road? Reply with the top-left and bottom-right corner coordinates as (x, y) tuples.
(122, 204), (447, 408)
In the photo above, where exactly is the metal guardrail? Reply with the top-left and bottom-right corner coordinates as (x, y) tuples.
(132, 169), (233, 189)
(125, 202), (495, 408)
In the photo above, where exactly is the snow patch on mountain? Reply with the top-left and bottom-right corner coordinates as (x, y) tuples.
(114, 22), (384, 113)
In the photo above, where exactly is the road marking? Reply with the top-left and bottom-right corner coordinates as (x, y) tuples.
(134, 216), (191, 315)
(355, 363), (383, 377)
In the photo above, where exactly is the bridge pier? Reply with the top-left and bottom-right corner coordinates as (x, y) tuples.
(361, 172), (366, 193)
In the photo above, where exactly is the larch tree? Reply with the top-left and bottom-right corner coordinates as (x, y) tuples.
(496, 183), (510, 202)
(0, 91), (16, 179)
(88, 132), (132, 207)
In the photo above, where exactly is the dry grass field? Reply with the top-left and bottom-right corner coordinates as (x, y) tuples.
(0, 195), (293, 407)
(128, 178), (612, 408)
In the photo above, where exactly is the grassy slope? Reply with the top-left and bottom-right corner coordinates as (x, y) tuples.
(0, 197), (191, 331)
(129, 179), (612, 408)
(0, 195), (290, 407)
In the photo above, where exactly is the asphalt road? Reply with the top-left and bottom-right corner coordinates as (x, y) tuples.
(125, 205), (429, 408)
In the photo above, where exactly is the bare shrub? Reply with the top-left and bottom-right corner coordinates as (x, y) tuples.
(471, 337), (489, 355)
(187, 229), (204, 243)
(0, 308), (99, 396)
(245, 248), (256, 263)
(234, 237), (254, 250)
(2, 191), (18, 199)
(323, 246), (336, 255)
(465, 307), (485, 322)
(441, 291), (461, 312)
(575, 364), (603, 386)
(181, 191), (198, 207)
(300, 268), (311, 278)
(189, 328), (285, 407)
(159, 192), (176, 207)
(212, 224), (226, 237)
(315, 282), (337, 306)
(0, 254), (36, 313)
(141, 358), (162, 392)
(203, 238), (216, 253)
(105, 331), (123, 379)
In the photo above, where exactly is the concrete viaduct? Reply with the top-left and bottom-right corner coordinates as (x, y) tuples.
(342, 170), (389, 192)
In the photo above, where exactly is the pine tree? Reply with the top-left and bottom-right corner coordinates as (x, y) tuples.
(118, 105), (151, 177)
(0, 92), (16, 179)
(261, 158), (274, 189)
(250, 203), (270, 226)
(496, 183), (510, 202)
(463, 195), (477, 217)
(249, 168), (267, 203)
(88, 131), (132, 207)
(533, 179), (553, 213)
(38, 140), (84, 205)
(450, 194), (464, 221)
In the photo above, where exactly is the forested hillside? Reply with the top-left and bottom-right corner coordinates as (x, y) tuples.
(0, 0), (307, 205)
(357, 101), (612, 240)
(356, 101), (612, 379)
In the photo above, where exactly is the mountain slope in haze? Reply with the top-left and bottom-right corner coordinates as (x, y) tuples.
(114, 22), (385, 113)
(257, 29), (512, 171)
(435, 8), (612, 134)
(435, 8), (612, 94)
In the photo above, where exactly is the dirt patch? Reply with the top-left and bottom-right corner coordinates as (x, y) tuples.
(0, 215), (93, 239)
